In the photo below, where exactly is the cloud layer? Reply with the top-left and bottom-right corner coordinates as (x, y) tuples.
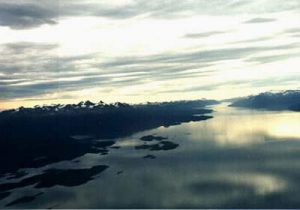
(0, 0), (300, 107)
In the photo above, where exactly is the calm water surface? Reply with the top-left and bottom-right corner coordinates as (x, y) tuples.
(1, 104), (300, 208)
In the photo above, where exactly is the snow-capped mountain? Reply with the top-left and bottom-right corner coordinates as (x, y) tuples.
(230, 90), (300, 111)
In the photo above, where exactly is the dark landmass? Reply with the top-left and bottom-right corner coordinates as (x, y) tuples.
(135, 141), (179, 151)
(5, 192), (43, 207)
(0, 99), (217, 175)
(0, 192), (10, 201)
(110, 146), (121, 149)
(143, 154), (156, 159)
(116, 171), (123, 175)
(138, 133), (180, 152)
(140, 135), (168, 141)
(0, 165), (108, 192)
(7, 171), (28, 180)
(230, 90), (300, 111)
(290, 103), (300, 111)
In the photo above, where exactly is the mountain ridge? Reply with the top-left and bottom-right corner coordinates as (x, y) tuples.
(0, 99), (218, 174)
(1, 99), (218, 115)
(229, 90), (300, 111)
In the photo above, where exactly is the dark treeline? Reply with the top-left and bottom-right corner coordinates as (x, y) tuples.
(0, 99), (217, 175)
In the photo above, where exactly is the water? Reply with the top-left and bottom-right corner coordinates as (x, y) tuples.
(1, 104), (300, 208)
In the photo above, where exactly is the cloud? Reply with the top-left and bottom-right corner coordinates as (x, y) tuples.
(244, 17), (276, 24)
(0, 2), (58, 29)
(0, 38), (299, 100)
(246, 53), (300, 64)
(101, 42), (299, 67)
(282, 27), (300, 38)
(184, 31), (228, 39)
(284, 28), (300, 34)
(2, 42), (58, 54)
(0, 42), (148, 99)
(1, 0), (300, 29)
(231, 36), (274, 44)
(1, 0), (299, 103)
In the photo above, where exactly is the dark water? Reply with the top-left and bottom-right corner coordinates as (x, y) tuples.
(0, 104), (299, 208)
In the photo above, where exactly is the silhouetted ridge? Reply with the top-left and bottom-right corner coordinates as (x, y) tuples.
(0, 99), (217, 174)
(0, 100), (217, 115)
(1, 101), (131, 115)
(229, 90), (300, 111)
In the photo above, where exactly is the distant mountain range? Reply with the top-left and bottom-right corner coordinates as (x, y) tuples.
(1, 100), (130, 115)
(230, 90), (300, 111)
(0, 100), (218, 116)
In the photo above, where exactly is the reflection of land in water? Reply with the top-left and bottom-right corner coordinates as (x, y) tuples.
(0, 165), (108, 207)
(140, 135), (168, 141)
(135, 140), (179, 151)
(5, 193), (43, 207)
(0, 192), (10, 201)
(143, 155), (156, 159)
(0, 165), (108, 191)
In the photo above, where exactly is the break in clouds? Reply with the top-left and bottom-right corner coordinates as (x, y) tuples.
(0, 0), (300, 106)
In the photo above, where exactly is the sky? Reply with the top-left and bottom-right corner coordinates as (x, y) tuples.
(0, 0), (300, 109)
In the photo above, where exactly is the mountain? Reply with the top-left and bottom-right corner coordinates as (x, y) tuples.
(229, 90), (300, 111)
(0, 99), (218, 175)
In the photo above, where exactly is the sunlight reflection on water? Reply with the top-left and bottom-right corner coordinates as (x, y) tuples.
(174, 103), (300, 145)
(1, 104), (299, 208)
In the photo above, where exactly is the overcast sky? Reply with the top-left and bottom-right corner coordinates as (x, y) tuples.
(0, 0), (300, 109)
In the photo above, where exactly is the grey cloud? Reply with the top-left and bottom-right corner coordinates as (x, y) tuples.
(3, 83), (60, 100)
(284, 28), (300, 34)
(158, 80), (248, 94)
(0, 2), (58, 29)
(1, 39), (299, 100)
(101, 42), (299, 67)
(1, 0), (300, 29)
(282, 27), (300, 38)
(0, 77), (29, 86)
(227, 0), (252, 7)
(184, 31), (227, 39)
(125, 0), (300, 19)
(244, 17), (276, 24)
(158, 75), (300, 94)
(246, 52), (300, 64)
(0, 42), (59, 76)
(0, 74), (145, 99)
(0, 42), (146, 99)
(291, 34), (300, 38)
(0, 42), (71, 99)
(232, 36), (273, 44)
(249, 76), (300, 88)
(2, 42), (58, 55)
(96, 42), (299, 93)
